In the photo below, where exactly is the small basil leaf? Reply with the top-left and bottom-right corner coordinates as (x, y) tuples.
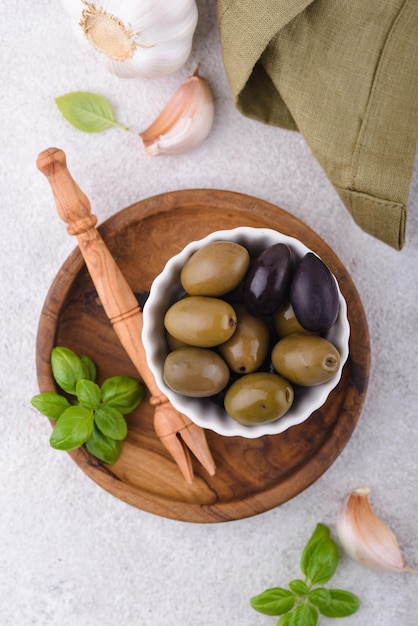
(308, 588), (332, 610)
(95, 405), (128, 440)
(306, 537), (339, 586)
(315, 590), (360, 617)
(76, 379), (101, 409)
(300, 524), (339, 585)
(50, 406), (94, 450)
(288, 603), (318, 626)
(288, 580), (309, 596)
(55, 92), (129, 133)
(250, 588), (295, 616)
(51, 346), (88, 395)
(80, 355), (97, 382)
(31, 392), (71, 420)
(100, 376), (144, 414)
(300, 523), (330, 577)
(85, 425), (123, 464)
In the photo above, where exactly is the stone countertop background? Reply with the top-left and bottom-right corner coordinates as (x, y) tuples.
(1, 1), (418, 625)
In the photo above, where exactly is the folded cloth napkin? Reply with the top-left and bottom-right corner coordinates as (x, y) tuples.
(217, 0), (418, 249)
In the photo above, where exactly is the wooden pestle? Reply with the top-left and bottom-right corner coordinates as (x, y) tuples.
(36, 147), (215, 483)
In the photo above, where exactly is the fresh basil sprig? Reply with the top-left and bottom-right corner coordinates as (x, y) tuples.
(250, 523), (360, 625)
(31, 346), (144, 464)
(55, 92), (129, 133)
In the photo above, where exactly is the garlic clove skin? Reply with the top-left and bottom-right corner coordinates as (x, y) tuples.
(139, 69), (214, 156)
(337, 487), (417, 573)
(60, 0), (198, 79)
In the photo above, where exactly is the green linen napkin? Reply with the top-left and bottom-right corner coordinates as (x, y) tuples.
(218, 0), (418, 249)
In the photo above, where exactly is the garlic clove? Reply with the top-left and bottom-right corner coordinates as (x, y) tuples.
(337, 487), (417, 573)
(139, 68), (214, 155)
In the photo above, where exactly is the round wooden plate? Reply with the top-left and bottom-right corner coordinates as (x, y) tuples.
(36, 189), (370, 523)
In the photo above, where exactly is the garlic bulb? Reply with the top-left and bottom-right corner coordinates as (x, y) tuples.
(60, 0), (198, 79)
(139, 68), (214, 155)
(337, 487), (417, 573)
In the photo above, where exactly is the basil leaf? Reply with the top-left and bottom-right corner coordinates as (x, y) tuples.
(300, 523), (330, 576)
(300, 524), (339, 585)
(307, 537), (339, 586)
(95, 405), (128, 440)
(55, 92), (129, 133)
(250, 588), (295, 616)
(85, 425), (122, 464)
(288, 603), (318, 626)
(31, 392), (71, 420)
(50, 406), (94, 450)
(288, 580), (309, 596)
(101, 376), (144, 414)
(76, 379), (101, 410)
(308, 588), (332, 610)
(80, 355), (97, 382)
(315, 590), (360, 617)
(51, 346), (88, 395)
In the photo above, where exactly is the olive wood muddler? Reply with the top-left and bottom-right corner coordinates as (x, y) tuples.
(36, 147), (216, 484)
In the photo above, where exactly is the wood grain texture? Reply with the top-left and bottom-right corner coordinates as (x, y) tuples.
(36, 189), (370, 523)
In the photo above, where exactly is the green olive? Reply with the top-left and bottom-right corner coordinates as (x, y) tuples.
(180, 241), (250, 296)
(224, 372), (294, 425)
(163, 347), (230, 397)
(218, 305), (269, 373)
(273, 301), (314, 337)
(164, 296), (237, 347)
(271, 333), (341, 386)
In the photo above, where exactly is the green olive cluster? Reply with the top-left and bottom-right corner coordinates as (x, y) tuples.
(162, 241), (341, 426)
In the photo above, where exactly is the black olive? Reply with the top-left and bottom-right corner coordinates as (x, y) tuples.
(290, 253), (339, 332)
(243, 243), (293, 315)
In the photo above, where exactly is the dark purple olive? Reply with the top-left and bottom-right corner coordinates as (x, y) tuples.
(243, 243), (293, 315)
(290, 252), (339, 332)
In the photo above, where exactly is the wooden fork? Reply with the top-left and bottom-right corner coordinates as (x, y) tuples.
(36, 147), (216, 484)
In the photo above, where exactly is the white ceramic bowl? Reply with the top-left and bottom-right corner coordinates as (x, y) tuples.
(142, 227), (350, 438)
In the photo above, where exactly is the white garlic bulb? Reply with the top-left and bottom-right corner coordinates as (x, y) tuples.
(337, 487), (417, 573)
(60, 0), (198, 79)
(139, 67), (214, 155)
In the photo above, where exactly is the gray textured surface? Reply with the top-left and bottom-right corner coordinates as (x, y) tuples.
(2, 1), (418, 625)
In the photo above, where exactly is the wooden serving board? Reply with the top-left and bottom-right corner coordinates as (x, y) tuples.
(36, 189), (370, 523)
